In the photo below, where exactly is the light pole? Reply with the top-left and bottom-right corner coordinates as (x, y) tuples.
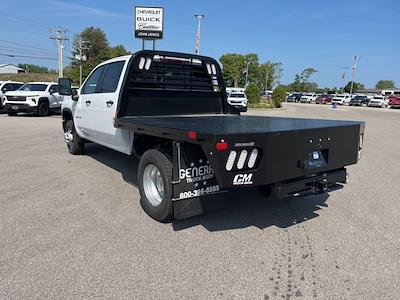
(194, 14), (205, 55)
(349, 56), (360, 96)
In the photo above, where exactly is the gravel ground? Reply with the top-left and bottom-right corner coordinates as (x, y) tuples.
(0, 103), (399, 299)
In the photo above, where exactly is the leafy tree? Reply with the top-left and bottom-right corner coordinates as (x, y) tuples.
(271, 85), (287, 108)
(255, 62), (283, 91)
(219, 54), (245, 87)
(343, 81), (364, 93)
(17, 64), (56, 74)
(287, 67), (318, 92)
(66, 27), (129, 84)
(109, 45), (130, 58)
(245, 83), (261, 104)
(375, 80), (396, 90)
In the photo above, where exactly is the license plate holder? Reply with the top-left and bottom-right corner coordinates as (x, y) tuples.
(12, 105), (19, 110)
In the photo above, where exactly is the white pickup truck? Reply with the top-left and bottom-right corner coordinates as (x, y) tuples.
(58, 50), (364, 222)
(3, 82), (63, 116)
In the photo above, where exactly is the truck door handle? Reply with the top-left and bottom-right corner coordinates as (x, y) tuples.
(106, 100), (114, 106)
(85, 100), (91, 105)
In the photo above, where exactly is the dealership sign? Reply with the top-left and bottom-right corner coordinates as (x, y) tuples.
(134, 6), (164, 39)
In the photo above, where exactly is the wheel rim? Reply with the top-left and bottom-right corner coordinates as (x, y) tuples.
(64, 129), (73, 144)
(143, 164), (164, 207)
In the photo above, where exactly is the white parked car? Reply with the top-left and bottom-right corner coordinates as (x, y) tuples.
(0, 81), (23, 111)
(300, 93), (317, 103)
(367, 95), (388, 108)
(227, 92), (248, 112)
(3, 82), (63, 116)
(332, 94), (352, 105)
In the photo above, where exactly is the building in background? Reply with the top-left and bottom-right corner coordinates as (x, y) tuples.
(0, 64), (26, 74)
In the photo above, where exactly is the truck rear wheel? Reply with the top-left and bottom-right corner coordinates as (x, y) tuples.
(64, 120), (84, 155)
(138, 149), (173, 222)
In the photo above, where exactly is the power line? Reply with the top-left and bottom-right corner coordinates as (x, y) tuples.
(0, 39), (55, 54)
(0, 12), (55, 30)
(0, 53), (57, 60)
(0, 45), (56, 56)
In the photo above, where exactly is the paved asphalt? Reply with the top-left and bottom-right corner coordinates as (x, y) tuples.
(0, 103), (399, 299)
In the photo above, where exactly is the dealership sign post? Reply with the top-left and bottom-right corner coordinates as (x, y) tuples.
(134, 6), (164, 50)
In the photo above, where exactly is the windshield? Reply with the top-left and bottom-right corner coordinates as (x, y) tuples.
(18, 84), (48, 92)
(336, 95), (344, 98)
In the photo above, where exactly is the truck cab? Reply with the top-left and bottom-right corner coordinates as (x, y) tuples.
(4, 82), (63, 116)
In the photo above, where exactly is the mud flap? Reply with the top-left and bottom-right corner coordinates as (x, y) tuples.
(174, 193), (225, 219)
(172, 142), (225, 219)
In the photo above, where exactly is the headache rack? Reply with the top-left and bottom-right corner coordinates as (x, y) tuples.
(127, 52), (221, 92)
(118, 50), (228, 117)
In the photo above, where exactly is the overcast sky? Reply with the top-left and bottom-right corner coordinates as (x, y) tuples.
(0, 0), (398, 88)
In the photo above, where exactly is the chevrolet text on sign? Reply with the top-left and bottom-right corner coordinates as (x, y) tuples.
(134, 6), (164, 39)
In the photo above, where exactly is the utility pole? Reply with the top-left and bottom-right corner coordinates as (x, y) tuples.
(244, 61), (251, 88)
(349, 56), (360, 96)
(194, 14), (205, 55)
(265, 71), (269, 91)
(50, 27), (69, 78)
(75, 37), (89, 86)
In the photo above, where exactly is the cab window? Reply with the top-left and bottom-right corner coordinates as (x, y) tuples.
(82, 65), (106, 94)
(99, 61), (125, 93)
(49, 84), (59, 93)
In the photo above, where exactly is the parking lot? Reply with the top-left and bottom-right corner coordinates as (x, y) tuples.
(1, 103), (399, 299)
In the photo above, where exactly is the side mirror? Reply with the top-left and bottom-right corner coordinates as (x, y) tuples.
(71, 89), (79, 101)
(58, 78), (72, 96)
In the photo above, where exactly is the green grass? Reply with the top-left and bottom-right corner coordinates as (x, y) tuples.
(0, 73), (58, 83)
(248, 102), (274, 109)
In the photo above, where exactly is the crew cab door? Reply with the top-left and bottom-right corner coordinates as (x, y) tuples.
(89, 60), (131, 153)
(74, 64), (106, 140)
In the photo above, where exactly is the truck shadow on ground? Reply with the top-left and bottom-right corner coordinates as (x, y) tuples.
(85, 143), (329, 232)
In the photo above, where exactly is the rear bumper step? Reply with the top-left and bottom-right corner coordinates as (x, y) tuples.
(271, 169), (347, 198)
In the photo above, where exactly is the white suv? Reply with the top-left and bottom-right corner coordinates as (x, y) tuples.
(300, 93), (317, 103)
(332, 94), (352, 105)
(227, 92), (248, 112)
(0, 81), (23, 111)
(4, 82), (63, 116)
(367, 95), (388, 108)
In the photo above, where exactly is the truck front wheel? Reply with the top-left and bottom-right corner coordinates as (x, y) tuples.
(37, 101), (49, 116)
(64, 120), (84, 155)
(138, 149), (173, 222)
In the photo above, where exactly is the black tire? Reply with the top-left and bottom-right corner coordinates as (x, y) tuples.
(37, 101), (49, 116)
(64, 120), (84, 155)
(138, 149), (173, 222)
(7, 112), (17, 116)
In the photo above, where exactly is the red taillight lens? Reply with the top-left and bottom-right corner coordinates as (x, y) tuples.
(215, 142), (229, 151)
(188, 131), (197, 140)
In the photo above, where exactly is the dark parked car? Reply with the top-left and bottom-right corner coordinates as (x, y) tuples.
(349, 95), (370, 106)
(315, 94), (332, 104)
(286, 93), (302, 102)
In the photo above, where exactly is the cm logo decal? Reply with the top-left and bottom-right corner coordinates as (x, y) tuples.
(233, 173), (253, 185)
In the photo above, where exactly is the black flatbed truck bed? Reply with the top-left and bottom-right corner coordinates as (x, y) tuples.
(116, 113), (364, 194)
(116, 114), (361, 137)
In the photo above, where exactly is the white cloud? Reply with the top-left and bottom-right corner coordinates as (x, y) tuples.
(47, 1), (130, 18)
